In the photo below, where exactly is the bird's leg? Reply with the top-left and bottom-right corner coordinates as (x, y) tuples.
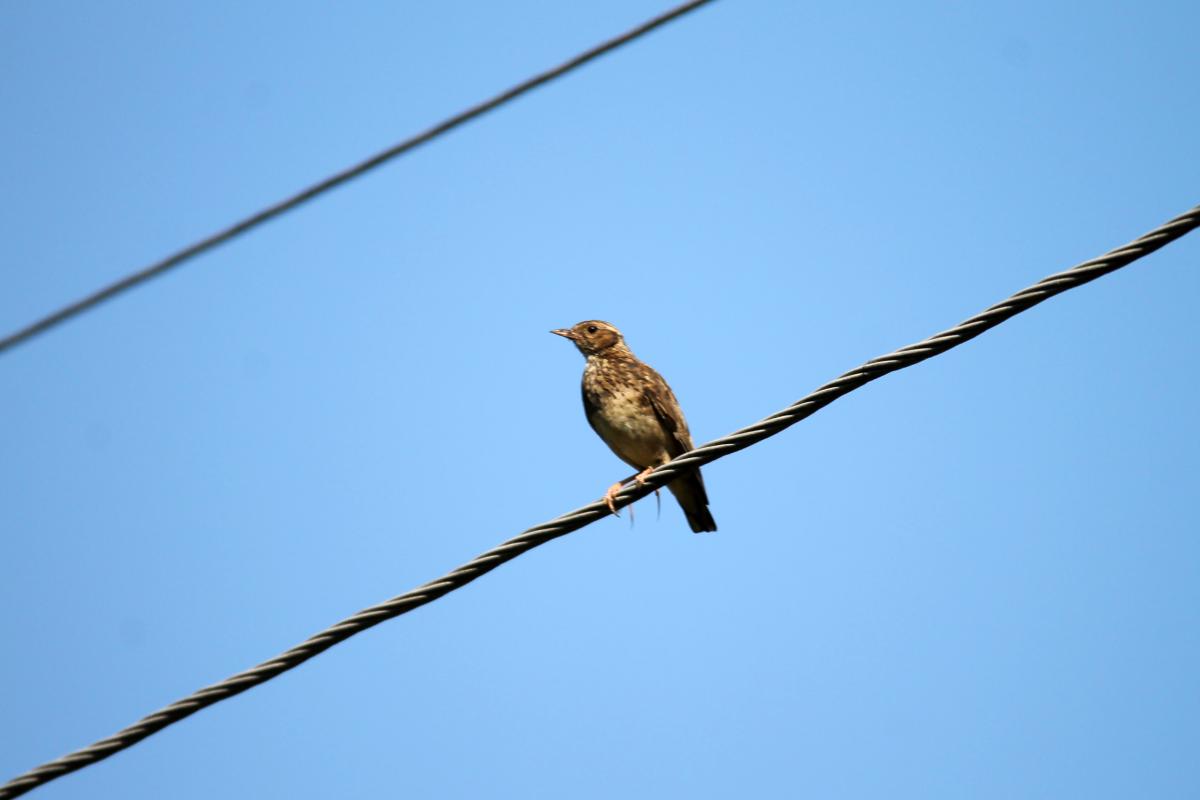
(604, 482), (624, 517)
(605, 469), (658, 519)
(629, 466), (662, 521)
(603, 470), (644, 516)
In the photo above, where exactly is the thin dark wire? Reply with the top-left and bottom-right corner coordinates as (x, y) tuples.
(3, 204), (1196, 799)
(0, 0), (718, 356)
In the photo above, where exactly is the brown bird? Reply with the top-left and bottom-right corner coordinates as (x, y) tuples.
(551, 320), (717, 533)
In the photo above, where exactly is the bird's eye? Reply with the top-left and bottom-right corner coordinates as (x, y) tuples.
(586, 325), (598, 334)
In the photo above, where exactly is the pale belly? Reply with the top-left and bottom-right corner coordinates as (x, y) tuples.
(589, 387), (671, 469)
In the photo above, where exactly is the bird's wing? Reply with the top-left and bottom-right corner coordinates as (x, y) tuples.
(643, 376), (709, 506)
(581, 381), (602, 433)
(642, 375), (694, 459)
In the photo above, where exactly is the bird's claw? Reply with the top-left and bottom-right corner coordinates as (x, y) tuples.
(605, 468), (658, 522)
(604, 482), (623, 517)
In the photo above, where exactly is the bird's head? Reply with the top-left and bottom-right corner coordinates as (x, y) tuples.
(551, 320), (625, 357)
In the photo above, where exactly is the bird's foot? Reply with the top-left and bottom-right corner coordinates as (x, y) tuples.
(606, 468), (658, 522)
(604, 482), (624, 517)
(631, 468), (663, 524)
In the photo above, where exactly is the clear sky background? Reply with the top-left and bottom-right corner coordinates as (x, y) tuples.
(2, 2), (1198, 798)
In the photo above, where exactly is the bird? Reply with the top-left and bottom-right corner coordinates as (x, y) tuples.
(551, 320), (717, 533)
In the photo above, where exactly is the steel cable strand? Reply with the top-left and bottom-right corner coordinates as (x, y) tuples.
(3, 202), (1198, 798)
(0, 0), (718, 356)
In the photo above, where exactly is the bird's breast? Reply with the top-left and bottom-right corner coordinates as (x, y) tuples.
(582, 360), (670, 469)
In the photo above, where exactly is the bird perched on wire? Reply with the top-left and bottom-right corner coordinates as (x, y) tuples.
(551, 320), (717, 533)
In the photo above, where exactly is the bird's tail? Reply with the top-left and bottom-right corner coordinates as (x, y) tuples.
(668, 470), (717, 533)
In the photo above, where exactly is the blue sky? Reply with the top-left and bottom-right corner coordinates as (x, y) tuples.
(2, 1), (1198, 797)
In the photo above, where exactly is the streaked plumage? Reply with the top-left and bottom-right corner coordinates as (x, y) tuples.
(551, 320), (717, 533)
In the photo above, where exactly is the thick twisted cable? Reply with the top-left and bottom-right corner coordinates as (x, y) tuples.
(0, 0), (717, 356)
(3, 203), (1198, 798)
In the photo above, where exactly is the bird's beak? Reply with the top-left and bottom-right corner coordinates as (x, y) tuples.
(550, 328), (576, 340)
